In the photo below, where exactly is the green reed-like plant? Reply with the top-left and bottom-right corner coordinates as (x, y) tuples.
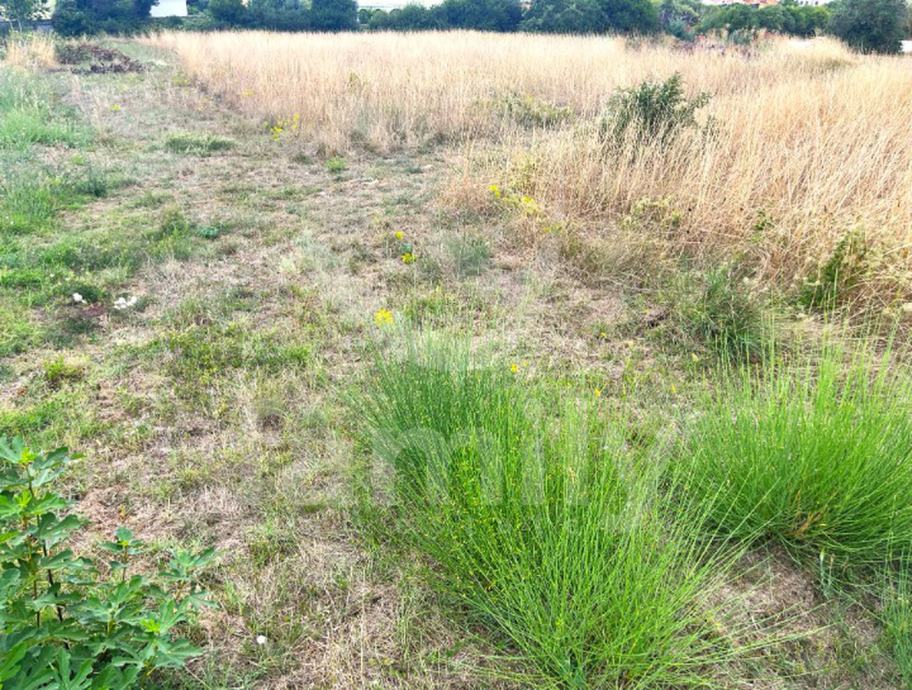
(357, 335), (751, 688)
(677, 344), (912, 570)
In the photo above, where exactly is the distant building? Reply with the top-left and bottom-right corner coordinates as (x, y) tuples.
(150, 0), (188, 17)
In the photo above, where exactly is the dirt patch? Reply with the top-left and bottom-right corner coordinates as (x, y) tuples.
(56, 43), (145, 74)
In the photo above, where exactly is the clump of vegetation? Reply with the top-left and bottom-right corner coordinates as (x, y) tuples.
(164, 132), (236, 155)
(492, 91), (572, 128)
(324, 156), (347, 174)
(447, 233), (491, 278)
(0, 72), (86, 150)
(358, 336), (748, 688)
(828, 0), (908, 54)
(601, 73), (710, 146)
(680, 265), (765, 360)
(0, 438), (214, 685)
(42, 355), (86, 388)
(800, 229), (868, 311)
(676, 345), (912, 571)
(881, 565), (912, 686)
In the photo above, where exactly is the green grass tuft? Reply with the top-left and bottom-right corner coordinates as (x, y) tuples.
(677, 344), (912, 571)
(358, 335), (751, 687)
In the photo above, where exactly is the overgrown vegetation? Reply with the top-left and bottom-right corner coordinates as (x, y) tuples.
(601, 72), (710, 146)
(5, 24), (912, 690)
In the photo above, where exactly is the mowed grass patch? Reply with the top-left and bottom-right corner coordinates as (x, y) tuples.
(357, 335), (759, 688)
(164, 131), (236, 155)
(676, 344), (912, 572)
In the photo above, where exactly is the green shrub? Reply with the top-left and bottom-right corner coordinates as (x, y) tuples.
(158, 206), (194, 238)
(601, 73), (710, 147)
(828, 0), (907, 54)
(799, 229), (867, 311)
(676, 345), (912, 571)
(0, 438), (214, 685)
(324, 156), (347, 174)
(357, 336), (748, 687)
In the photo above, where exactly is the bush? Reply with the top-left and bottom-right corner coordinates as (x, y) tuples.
(357, 336), (749, 687)
(309, 0), (357, 31)
(206, 0), (246, 23)
(828, 0), (908, 54)
(435, 0), (522, 31)
(521, 0), (657, 33)
(658, 0), (701, 40)
(0, 438), (214, 685)
(601, 73), (710, 147)
(246, 0), (309, 30)
(699, 0), (830, 38)
(50, 0), (157, 36)
(676, 345), (912, 571)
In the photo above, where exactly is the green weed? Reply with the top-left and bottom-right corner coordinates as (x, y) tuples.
(0, 438), (214, 685)
(493, 91), (572, 128)
(325, 156), (347, 174)
(681, 265), (765, 359)
(447, 233), (491, 279)
(882, 565), (912, 687)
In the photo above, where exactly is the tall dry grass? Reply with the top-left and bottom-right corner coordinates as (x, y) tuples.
(483, 55), (912, 310)
(147, 31), (863, 151)
(2, 32), (57, 69)
(148, 30), (912, 311)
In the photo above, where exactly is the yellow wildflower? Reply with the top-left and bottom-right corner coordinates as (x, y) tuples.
(373, 309), (394, 327)
(110, 104), (122, 112)
(510, 363), (519, 374)
(488, 184), (502, 199)
(401, 252), (415, 264)
(394, 230), (405, 241)
(594, 388), (602, 398)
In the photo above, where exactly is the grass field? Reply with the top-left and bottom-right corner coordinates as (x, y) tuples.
(2, 29), (912, 688)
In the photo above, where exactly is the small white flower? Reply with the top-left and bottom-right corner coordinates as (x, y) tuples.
(72, 293), (85, 304)
(255, 635), (267, 646)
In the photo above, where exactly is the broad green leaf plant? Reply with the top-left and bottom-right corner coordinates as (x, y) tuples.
(0, 438), (215, 688)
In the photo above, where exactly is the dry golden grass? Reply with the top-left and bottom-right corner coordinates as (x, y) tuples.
(2, 32), (57, 69)
(482, 54), (912, 311)
(147, 30), (912, 313)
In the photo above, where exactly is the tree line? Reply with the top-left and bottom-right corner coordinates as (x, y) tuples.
(0, 0), (909, 54)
